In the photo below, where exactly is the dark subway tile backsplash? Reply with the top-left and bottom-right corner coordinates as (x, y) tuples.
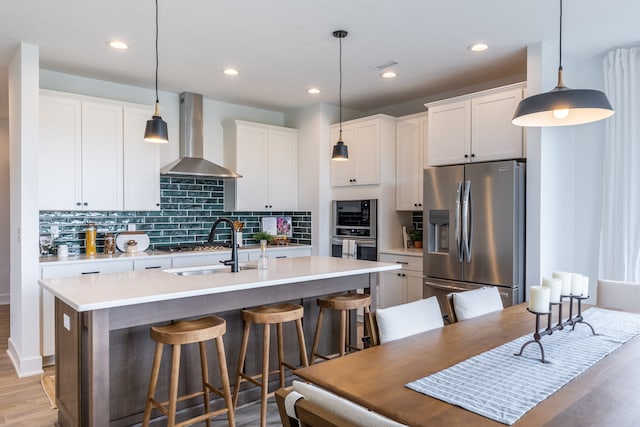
(40, 176), (311, 255)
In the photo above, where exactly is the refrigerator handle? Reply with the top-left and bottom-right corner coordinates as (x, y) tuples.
(455, 181), (463, 262)
(462, 180), (472, 263)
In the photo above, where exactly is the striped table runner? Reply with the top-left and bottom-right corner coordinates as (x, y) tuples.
(405, 308), (640, 425)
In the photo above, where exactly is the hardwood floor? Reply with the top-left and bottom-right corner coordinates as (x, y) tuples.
(0, 304), (57, 426)
(0, 304), (283, 426)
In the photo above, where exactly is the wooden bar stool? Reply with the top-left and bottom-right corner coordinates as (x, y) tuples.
(232, 303), (309, 427)
(142, 316), (235, 427)
(310, 293), (372, 364)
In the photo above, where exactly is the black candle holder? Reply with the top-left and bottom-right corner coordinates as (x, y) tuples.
(514, 308), (552, 363)
(515, 295), (597, 363)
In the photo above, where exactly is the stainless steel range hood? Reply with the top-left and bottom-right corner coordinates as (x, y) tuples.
(160, 92), (241, 178)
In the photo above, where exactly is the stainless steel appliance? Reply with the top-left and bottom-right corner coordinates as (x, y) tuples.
(423, 160), (525, 313)
(331, 199), (377, 261)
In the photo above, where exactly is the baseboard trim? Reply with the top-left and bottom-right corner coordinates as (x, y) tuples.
(6, 337), (44, 378)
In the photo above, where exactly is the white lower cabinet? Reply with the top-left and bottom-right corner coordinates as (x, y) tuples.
(378, 252), (423, 309)
(40, 260), (134, 360)
(133, 257), (172, 271)
(170, 252), (249, 268)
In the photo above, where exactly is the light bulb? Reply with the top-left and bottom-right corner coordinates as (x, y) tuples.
(553, 108), (570, 119)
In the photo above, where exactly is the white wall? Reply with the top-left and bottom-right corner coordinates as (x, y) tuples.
(0, 118), (9, 304)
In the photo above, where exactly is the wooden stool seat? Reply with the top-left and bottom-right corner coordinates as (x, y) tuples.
(233, 303), (308, 427)
(143, 316), (235, 427)
(241, 303), (305, 324)
(311, 293), (373, 364)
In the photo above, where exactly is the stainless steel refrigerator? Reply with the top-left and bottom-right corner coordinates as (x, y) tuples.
(423, 160), (525, 314)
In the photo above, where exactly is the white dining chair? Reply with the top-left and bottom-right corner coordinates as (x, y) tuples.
(276, 381), (408, 427)
(373, 297), (444, 345)
(449, 286), (504, 322)
(597, 279), (640, 313)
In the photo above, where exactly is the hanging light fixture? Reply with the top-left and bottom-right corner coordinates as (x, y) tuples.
(512, 0), (613, 127)
(144, 0), (169, 143)
(331, 30), (349, 161)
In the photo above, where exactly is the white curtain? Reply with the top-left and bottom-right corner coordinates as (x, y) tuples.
(600, 47), (640, 282)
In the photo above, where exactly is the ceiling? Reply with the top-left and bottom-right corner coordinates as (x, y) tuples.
(1, 0), (639, 118)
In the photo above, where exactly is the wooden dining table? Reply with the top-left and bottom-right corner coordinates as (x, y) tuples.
(294, 303), (640, 426)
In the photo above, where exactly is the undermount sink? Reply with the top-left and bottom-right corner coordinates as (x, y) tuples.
(164, 264), (256, 276)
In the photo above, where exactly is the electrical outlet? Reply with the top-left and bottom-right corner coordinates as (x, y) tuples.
(127, 224), (136, 231)
(63, 313), (71, 331)
(50, 225), (59, 238)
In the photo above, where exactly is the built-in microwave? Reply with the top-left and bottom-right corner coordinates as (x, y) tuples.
(332, 199), (377, 238)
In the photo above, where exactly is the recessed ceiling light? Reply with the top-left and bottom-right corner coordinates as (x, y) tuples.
(223, 68), (239, 76)
(307, 88), (320, 94)
(468, 43), (488, 52)
(108, 41), (128, 50)
(381, 71), (397, 79)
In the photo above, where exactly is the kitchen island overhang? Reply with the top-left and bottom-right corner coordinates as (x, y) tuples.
(39, 256), (400, 427)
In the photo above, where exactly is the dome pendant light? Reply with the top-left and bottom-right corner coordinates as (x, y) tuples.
(331, 30), (349, 161)
(144, 0), (169, 143)
(512, 0), (613, 127)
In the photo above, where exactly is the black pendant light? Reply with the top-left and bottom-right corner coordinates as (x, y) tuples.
(512, 0), (613, 127)
(144, 0), (169, 143)
(331, 30), (349, 161)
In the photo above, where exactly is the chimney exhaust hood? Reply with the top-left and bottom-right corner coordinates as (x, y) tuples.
(160, 92), (241, 178)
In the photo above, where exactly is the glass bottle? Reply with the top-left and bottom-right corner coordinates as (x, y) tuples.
(258, 239), (269, 270)
(85, 223), (97, 256)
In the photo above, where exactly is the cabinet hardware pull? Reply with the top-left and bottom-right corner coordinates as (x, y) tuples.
(145, 266), (162, 269)
(275, 256), (287, 259)
(395, 261), (409, 265)
(81, 271), (100, 275)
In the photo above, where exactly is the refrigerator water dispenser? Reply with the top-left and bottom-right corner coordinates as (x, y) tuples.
(428, 210), (449, 253)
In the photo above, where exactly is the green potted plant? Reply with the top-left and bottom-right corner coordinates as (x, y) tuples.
(408, 229), (423, 249)
(252, 231), (275, 245)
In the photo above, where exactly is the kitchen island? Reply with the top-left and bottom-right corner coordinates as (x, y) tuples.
(39, 256), (400, 427)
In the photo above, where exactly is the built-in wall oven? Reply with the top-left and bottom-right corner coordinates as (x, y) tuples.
(331, 199), (377, 261)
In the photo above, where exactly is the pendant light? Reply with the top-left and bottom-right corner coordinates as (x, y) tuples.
(331, 30), (349, 161)
(512, 0), (613, 127)
(144, 0), (169, 143)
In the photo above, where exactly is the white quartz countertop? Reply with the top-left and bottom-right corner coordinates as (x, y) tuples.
(39, 256), (400, 312)
(39, 244), (312, 265)
(379, 248), (423, 257)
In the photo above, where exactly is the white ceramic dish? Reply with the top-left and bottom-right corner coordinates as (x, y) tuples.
(115, 232), (150, 253)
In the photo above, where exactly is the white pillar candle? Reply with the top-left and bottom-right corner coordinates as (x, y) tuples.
(581, 275), (590, 297)
(552, 271), (572, 296)
(529, 286), (551, 313)
(571, 273), (583, 295)
(542, 277), (562, 304)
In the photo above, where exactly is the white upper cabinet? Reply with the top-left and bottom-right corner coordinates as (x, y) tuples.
(123, 106), (161, 210)
(427, 84), (524, 166)
(330, 115), (395, 187)
(224, 120), (298, 211)
(80, 101), (124, 210)
(38, 90), (161, 211)
(395, 113), (428, 210)
(39, 94), (83, 210)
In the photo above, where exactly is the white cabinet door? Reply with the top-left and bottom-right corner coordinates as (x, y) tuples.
(123, 106), (161, 210)
(133, 257), (171, 271)
(471, 87), (523, 162)
(396, 114), (428, 210)
(246, 246), (312, 260)
(266, 128), (298, 210)
(171, 252), (250, 268)
(81, 101), (124, 210)
(40, 260), (134, 358)
(224, 121), (298, 211)
(329, 126), (355, 186)
(331, 118), (382, 187)
(405, 270), (424, 303)
(379, 270), (406, 309)
(428, 99), (471, 166)
(352, 120), (380, 185)
(38, 95), (82, 210)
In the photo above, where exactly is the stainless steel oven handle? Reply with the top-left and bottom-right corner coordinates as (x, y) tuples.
(424, 281), (471, 293)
